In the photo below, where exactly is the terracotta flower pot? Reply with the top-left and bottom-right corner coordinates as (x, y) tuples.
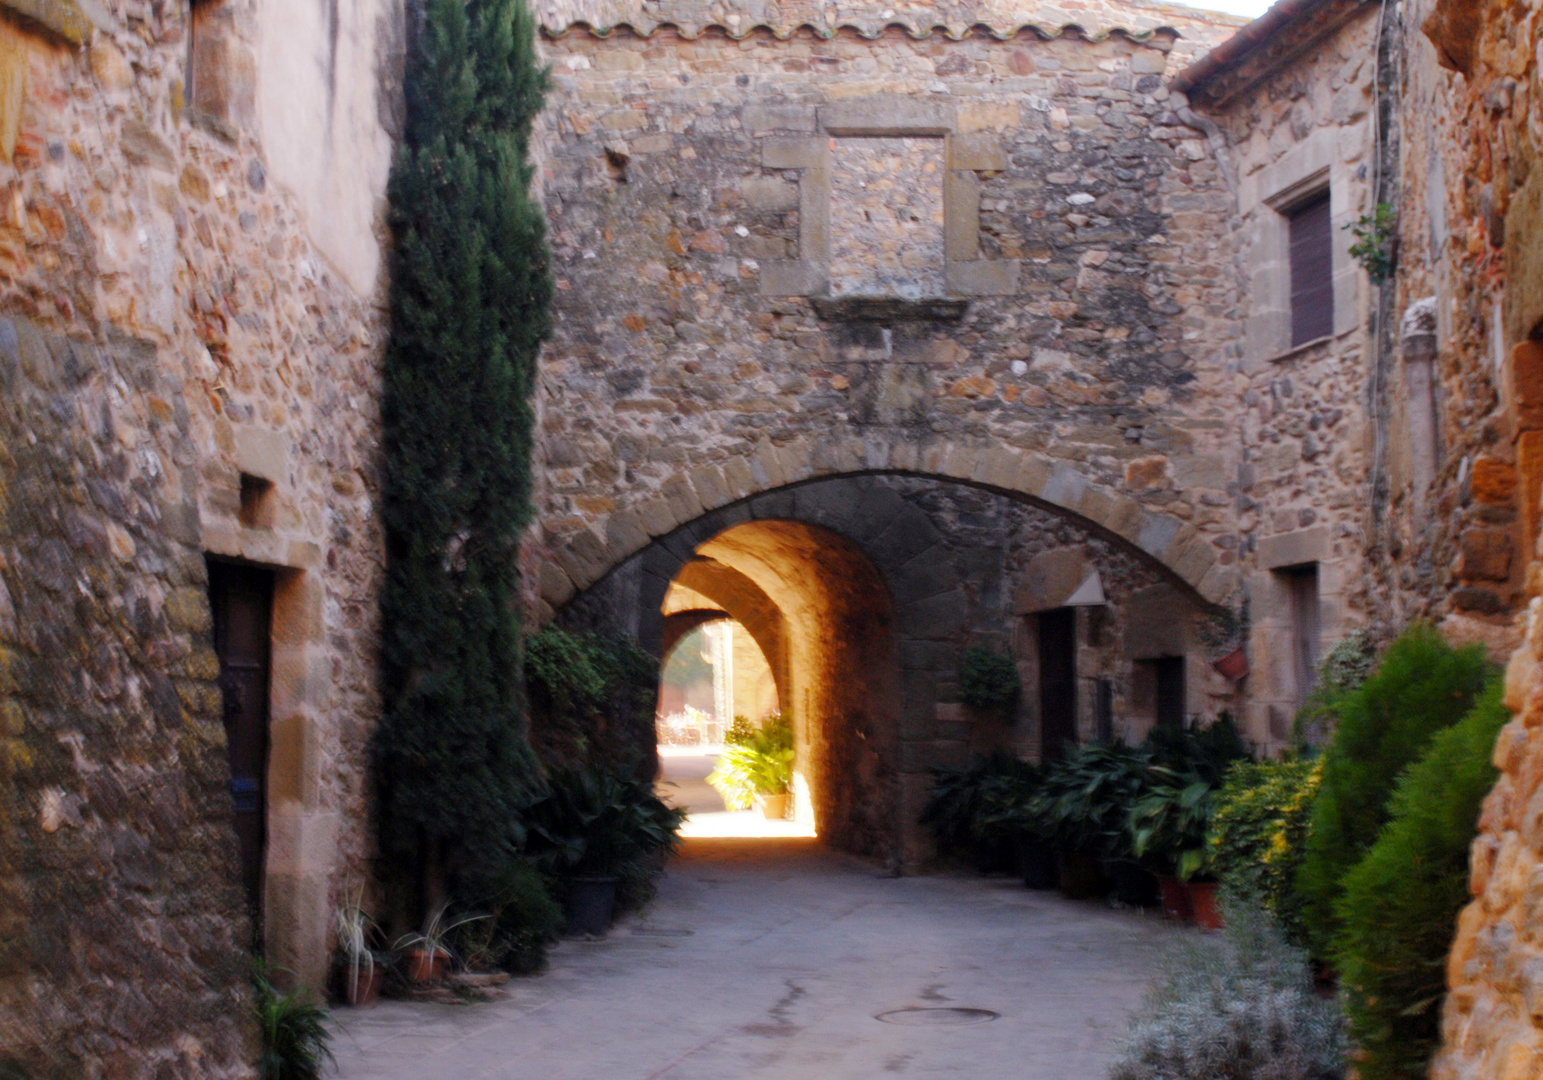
(345, 965), (384, 1006)
(406, 947), (449, 983)
(564, 876), (618, 936)
(754, 792), (790, 820)
(1187, 881), (1224, 930)
(1158, 876), (1192, 922)
(1212, 647), (1249, 681)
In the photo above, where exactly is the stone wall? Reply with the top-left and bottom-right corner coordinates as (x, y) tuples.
(532, 8), (1259, 710)
(0, 0), (394, 1062)
(1185, 9), (1381, 745)
(1400, 0), (1543, 1070)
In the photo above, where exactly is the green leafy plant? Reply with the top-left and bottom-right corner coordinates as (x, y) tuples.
(526, 767), (686, 880)
(958, 646), (1020, 712)
(707, 712), (794, 810)
(1207, 757), (1321, 943)
(1110, 898), (1344, 1080)
(1346, 202), (1396, 285)
(1032, 742), (1153, 857)
(1296, 624), (1493, 954)
(526, 628), (660, 778)
(1294, 630), (1379, 750)
(451, 854), (564, 974)
(920, 750), (1039, 855)
(255, 967), (334, 1080)
(1333, 678), (1508, 1080)
(372, 0), (555, 909)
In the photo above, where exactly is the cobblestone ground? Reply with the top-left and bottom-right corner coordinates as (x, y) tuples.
(331, 839), (1181, 1080)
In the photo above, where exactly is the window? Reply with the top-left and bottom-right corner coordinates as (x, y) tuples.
(1284, 564), (1321, 712)
(1132, 657), (1185, 728)
(1288, 191), (1334, 346)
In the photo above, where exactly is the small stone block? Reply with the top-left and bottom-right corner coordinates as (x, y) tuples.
(945, 260), (1020, 296)
(762, 136), (828, 169)
(743, 105), (816, 133)
(760, 259), (828, 296)
(948, 133), (1007, 172)
(821, 95), (955, 135)
(1256, 525), (1329, 570)
(741, 176), (799, 211)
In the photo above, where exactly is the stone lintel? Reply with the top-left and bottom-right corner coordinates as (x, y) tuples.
(1256, 525), (1329, 570)
(820, 95), (955, 136)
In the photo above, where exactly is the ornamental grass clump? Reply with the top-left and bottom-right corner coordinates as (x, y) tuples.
(1295, 624), (1492, 953)
(1109, 900), (1344, 1080)
(1332, 678), (1508, 1080)
(254, 967), (334, 1080)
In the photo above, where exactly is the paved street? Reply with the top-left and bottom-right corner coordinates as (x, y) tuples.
(332, 838), (1179, 1079)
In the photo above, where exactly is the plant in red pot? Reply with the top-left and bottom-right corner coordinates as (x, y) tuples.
(333, 896), (387, 1005)
(393, 903), (488, 984)
(1129, 717), (1250, 927)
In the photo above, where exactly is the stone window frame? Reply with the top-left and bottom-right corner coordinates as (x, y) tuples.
(1240, 127), (1362, 366)
(759, 95), (1019, 299)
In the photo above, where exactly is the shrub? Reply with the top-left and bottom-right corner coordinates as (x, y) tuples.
(255, 968), (334, 1080)
(958, 646), (1020, 712)
(1208, 758), (1322, 942)
(1296, 624), (1493, 953)
(373, 0), (553, 907)
(526, 627), (658, 779)
(453, 854), (564, 974)
(1332, 678), (1508, 1080)
(919, 749), (1034, 854)
(1294, 630), (1378, 750)
(1109, 900), (1344, 1080)
(707, 712), (794, 810)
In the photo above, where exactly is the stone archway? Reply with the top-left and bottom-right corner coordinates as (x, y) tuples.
(537, 439), (1235, 625)
(552, 472), (1227, 866)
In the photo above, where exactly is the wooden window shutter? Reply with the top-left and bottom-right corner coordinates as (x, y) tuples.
(1288, 191), (1334, 347)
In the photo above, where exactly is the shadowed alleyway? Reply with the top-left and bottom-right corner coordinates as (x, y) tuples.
(332, 839), (1181, 1079)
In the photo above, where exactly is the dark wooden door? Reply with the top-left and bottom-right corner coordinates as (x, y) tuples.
(1038, 608), (1077, 759)
(1154, 656), (1186, 728)
(208, 561), (273, 931)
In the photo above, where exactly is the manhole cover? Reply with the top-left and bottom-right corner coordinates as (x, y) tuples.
(874, 1008), (999, 1027)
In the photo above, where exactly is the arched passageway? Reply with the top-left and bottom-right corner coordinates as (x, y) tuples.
(554, 473), (1238, 867)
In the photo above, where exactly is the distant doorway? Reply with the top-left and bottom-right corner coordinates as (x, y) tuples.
(1039, 607), (1077, 759)
(208, 560), (273, 935)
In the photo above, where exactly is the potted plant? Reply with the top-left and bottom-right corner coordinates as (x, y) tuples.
(526, 766), (686, 936)
(1201, 606), (1249, 681)
(333, 896), (385, 1006)
(707, 712), (795, 820)
(393, 903), (488, 983)
(1033, 743), (1151, 900)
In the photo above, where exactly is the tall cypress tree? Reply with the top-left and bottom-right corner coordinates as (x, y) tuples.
(373, 0), (552, 906)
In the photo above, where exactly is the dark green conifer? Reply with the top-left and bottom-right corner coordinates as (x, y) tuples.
(372, 0), (552, 904)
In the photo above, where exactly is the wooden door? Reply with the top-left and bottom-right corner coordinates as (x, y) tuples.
(1038, 608), (1077, 759)
(208, 561), (273, 932)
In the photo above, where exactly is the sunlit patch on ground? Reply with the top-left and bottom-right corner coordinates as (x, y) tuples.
(657, 748), (816, 839)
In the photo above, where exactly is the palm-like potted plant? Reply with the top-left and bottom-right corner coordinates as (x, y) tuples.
(526, 767), (686, 935)
(708, 712), (794, 819)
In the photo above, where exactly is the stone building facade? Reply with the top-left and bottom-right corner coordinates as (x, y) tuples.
(0, 0), (398, 1068)
(4, 0), (1543, 1066)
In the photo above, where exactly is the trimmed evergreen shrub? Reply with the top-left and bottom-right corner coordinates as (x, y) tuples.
(1110, 899), (1344, 1080)
(372, 0), (554, 906)
(1332, 678), (1508, 1080)
(958, 645), (1021, 712)
(1295, 625), (1492, 953)
(1207, 758), (1321, 944)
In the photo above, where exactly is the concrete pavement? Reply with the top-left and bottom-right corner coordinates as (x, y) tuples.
(331, 839), (1179, 1080)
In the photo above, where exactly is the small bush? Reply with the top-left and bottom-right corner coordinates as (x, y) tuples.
(1296, 624), (1492, 953)
(1294, 631), (1378, 749)
(1332, 678), (1508, 1080)
(919, 749), (1035, 854)
(1208, 758), (1322, 943)
(526, 627), (658, 780)
(453, 854), (564, 974)
(255, 968), (333, 1080)
(1109, 900), (1344, 1080)
(958, 645), (1020, 712)
(707, 712), (794, 810)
